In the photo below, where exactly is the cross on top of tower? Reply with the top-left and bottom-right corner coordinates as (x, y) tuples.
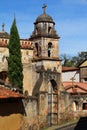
(2, 23), (5, 32)
(42, 4), (47, 14)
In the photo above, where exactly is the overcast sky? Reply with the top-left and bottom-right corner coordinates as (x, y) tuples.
(0, 0), (87, 56)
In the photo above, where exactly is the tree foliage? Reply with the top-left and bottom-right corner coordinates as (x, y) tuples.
(60, 51), (87, 67)
(8, 18), (23, 93)
(60, 54), (74, 67)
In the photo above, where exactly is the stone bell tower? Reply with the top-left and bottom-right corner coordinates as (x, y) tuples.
(30, 4), (60, 58)
(29, 5), (62, 125)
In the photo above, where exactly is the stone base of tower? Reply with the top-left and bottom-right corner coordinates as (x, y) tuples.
(22, 88), (71, 129)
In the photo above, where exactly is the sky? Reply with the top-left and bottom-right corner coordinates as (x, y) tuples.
(0, 0), (87, 56)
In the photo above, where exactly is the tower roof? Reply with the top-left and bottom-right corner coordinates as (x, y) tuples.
(35, 4), (55, 24)
(30, 4), (59, 39)
(0, 32), (10, 38)
(0, 23), (10, 38)
(35, 13), (54, 24)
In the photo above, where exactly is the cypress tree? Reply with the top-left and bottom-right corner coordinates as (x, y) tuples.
(8, 18), (23, 93)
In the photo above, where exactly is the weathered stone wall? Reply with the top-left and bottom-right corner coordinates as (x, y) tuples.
(38, 92), (48, 127)
(24, 96), (38, 120)
(23, 63), (33, 95)
(35, 60), (61, 73)
(23, 95), (49, 129)
(42, 37), (59, 58)
(58, 91), (72, 119)
(32, 37), (59, 58)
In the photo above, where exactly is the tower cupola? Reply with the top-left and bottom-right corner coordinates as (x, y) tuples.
(30, 4), (60, 58)
(0, 23), (10, 38)
(30, 4), (59, 39)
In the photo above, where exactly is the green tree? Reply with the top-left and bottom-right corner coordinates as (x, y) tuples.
(60, 51), (87, 67)
(71, 51), (87, 67)
(8, 18), (23, 93)
(60, 54), (74, 67)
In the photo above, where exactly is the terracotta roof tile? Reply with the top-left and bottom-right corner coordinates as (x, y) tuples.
(0, 86), (24, 99)
(62, 66), (79, 72)
(63, 82), (87, 93)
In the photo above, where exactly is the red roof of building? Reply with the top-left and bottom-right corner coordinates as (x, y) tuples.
(62, 66), (79, 72)
(63, 82), (87, 93)
(0, 86), (24, 99)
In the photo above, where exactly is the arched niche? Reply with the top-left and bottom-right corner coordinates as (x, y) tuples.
(48, 42), (52, 57)
(35, 43), (39, 56)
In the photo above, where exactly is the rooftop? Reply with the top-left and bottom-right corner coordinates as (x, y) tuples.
(62, 66), (79, 72)
(0, 23), (10, 38)
(0, 85), (24, 99)
(63, 82), (87, 93)
(35, 4), (55, 24)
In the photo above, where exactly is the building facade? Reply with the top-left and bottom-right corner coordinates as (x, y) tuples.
(62, 63), (87, 115)
(0, 5), (67, 126)
(1, 5), (87, 128)
(79, 59), (87, 83)
(62, 66), (80, 82)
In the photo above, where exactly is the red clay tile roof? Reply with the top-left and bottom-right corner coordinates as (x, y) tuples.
(0, 86), (24, 99)
(21, 42), (31, 49)
(62, 66), (79, 72)
(63, 82), (87, 93)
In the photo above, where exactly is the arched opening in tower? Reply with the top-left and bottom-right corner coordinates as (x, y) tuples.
(50, 79), (57, 91)
(35, 43), (39, 56)
(48, 26), (51, 34)
(48, 42), (52, 57)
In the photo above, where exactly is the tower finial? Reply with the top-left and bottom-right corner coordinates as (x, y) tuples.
(42, 4), (47, 14)
(2, 23), (5, 32)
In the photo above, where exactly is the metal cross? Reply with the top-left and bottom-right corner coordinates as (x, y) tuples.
(42, 4), (47, 14)
(2, 23), (5, 32)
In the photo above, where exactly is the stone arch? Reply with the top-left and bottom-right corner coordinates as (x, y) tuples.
(43, 23), (47, 30)
(48, 42), (52, 57)
(48, 79), (58, 125)
(48, 26), (52, 34)
(50, 79), (57, 92)
(32, 73), (43, 96)
(35, 43), (39, 56)
(72, 101), (79, 111)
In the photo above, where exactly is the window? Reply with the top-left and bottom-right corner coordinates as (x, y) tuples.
(48, 42), (52, 57)
(83, 103), (87, 110)
(48, 27), (51, 33)
(35, 43), (38, 56)
(84, 78), (87, 82)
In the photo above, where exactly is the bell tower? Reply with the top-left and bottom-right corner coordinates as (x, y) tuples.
(30, 5), (62, 125)
(30, 4), (60, 59)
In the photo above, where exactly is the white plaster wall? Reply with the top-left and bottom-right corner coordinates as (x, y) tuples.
(62, 71), (80, 82)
